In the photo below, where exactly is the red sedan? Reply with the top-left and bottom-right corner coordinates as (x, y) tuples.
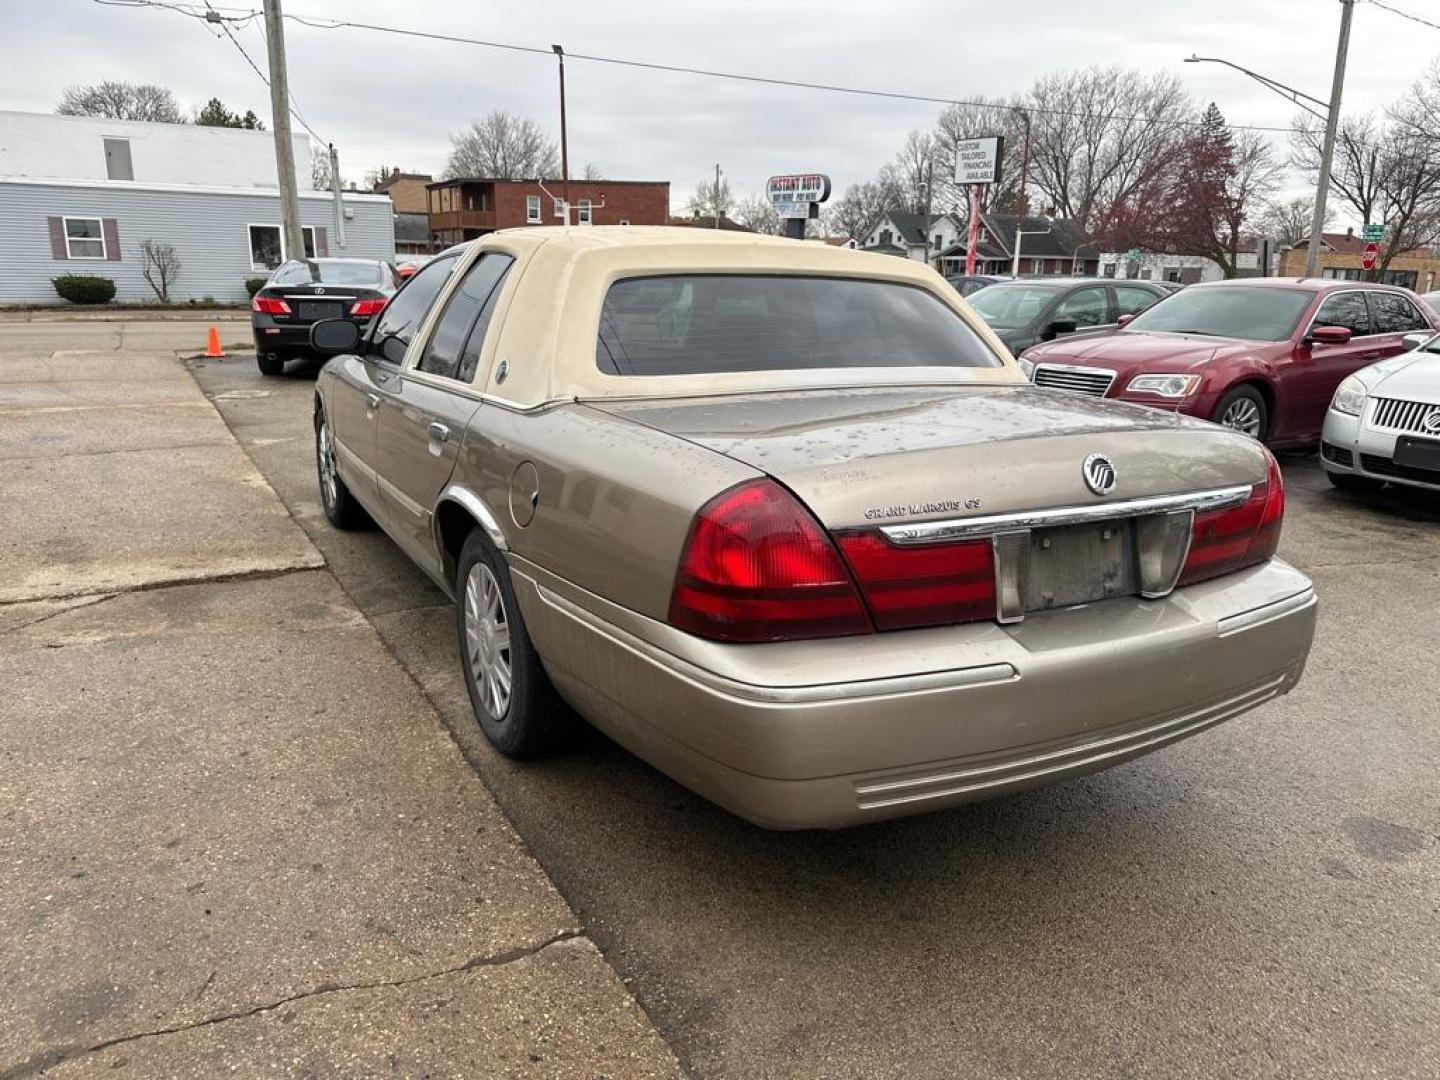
(1018, 279), (1437, 445)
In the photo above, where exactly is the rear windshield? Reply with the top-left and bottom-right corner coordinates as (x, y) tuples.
(596, 275), (1000, 376)
(270, 260), (384, 287)
(966, 283), (1064, 329)
(1124, 286), (1312, 341)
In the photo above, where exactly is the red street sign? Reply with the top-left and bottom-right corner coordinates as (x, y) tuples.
(1362, 242), (1379, 270)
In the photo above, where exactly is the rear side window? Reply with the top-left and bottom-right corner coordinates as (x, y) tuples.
(369, 254), (458, 365)
(1313, 292), (1370, 336)
(1115, 285), (1160, 316)
(1367, 292), (1428, 334)
(1053, 286), (1110, 327)
(418, 253), (514, 382)
(596, 275), (999, 376)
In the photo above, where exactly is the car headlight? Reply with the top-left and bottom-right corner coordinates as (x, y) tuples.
(1017, 356), (1035, 379)
(1331, 374), (1368, 416)
(1126, 373), (1202, 398)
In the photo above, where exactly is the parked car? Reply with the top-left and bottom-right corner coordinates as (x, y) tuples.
(251, 258), (399, 376)
(965, 277), (1170, 355)
(1017, 279), (1439, 445)
(1321, 330), (1440, 492)
(946, 273), (1013, 297)
(1419, 290), (1440, 317)
(307, 228), (1315, 829)
(396, 255), (436, 280)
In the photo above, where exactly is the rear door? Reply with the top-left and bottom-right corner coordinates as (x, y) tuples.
(1047, 284), (1114, 342)
(1113, 283), (1163, 322)
(374, 251), (515, 573)
(1366, 289), (1433, 358)
(327, 253), (460, 507)
(1289, 290), (1378, 439)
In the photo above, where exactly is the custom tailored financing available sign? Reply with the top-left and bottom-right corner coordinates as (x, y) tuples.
(954, 136), (1006, 185)
(767, 173), (832, 219)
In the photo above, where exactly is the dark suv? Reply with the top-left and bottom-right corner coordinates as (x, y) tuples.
(251, 258), (398, 376)
(966, 278), (1170, 355)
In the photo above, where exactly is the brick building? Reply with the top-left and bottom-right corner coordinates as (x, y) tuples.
(372, 170), (433, 215)
(426, 178), (670, 246)
(1280, 229), (1440, 293)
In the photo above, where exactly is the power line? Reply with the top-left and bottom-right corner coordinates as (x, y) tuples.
(1364, 0), (1440, 33)
(97, 0), (1310, 138)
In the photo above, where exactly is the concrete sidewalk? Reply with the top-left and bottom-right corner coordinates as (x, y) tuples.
(0, 341), (679, 1076)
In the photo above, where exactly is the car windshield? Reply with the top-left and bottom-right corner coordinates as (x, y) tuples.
(596, 274), (1001, 376)
(270, 260), (384, 287)
(1124, 286), (1312, 341)
(966, 284), (1065, 329)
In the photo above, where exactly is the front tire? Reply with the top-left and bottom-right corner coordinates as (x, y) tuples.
(1213, 385), (1268, 440)
(456, 532), (560, 758)
(315, 407), (368, 529)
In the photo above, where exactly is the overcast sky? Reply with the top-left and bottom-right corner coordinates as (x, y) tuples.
(7, 0), (1439, 212)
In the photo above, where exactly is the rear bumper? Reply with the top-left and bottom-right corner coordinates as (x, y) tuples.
(1321, 407), (1440, 491)
(511, 558), (1317, 829)
(252, 315), (367, 355)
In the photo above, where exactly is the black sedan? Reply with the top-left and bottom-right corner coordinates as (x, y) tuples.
(965, 277), (1170, 356)
(251, 258), (398, 376)
(945, 273), (1014, 297)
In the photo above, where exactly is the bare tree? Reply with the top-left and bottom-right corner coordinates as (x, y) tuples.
(882, 131), (940, 216)
(310, 151), (334, 191)
(139, 240), (181, 303)
(686, 175), (734, 219)
(1255, 195), (1332, 247)
(581, 162), (604, 181)
(932, 97), (1028, 213)
(446, 111), (558, 179)
(732, 195), (782, 235)
(821, 181), (897, 242)
(57, 82), (185, 123)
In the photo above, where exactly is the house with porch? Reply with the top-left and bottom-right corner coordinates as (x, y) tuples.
(860, 212), (965, 264)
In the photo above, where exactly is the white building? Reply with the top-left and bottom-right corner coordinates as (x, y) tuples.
(860, 212), (965, 263)
(0, 109), (311, 189)
(1097, 246), (1276, 285)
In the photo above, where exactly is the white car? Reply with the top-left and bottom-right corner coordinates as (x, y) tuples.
(1321, 331), (1440, 493)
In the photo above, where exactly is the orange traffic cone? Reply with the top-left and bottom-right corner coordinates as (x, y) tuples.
(205, 326), (225, 358)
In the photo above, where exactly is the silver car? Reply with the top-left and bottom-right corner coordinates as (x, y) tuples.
(1321, 331), (1440, 492)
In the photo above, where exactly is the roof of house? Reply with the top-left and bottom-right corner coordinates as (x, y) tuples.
(874, 211), (962, 246)
(862, 242), (910, 256)
(983, 213), (1097, 259)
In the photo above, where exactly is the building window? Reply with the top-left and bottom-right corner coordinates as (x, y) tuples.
(554, 197), (565, 219)
(63, 217), (106, 259)
(526, 195), (541, 224)
(978, 227), (987, 243)
(1102, 262), (1117, 278)
(879, 229), (893, 246)
(578, 198), (592, 225)
(248, 224), (317, 271)
(1030, 257), (1043, 275)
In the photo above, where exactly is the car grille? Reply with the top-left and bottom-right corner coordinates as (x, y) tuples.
(1360, 453), (1440, 484)
(1031, 364), (1116, 396)
(1370, 397), (1440, 435)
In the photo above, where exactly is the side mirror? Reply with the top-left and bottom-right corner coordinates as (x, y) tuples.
(1116, 313), (1136, 329)
(310, 318), (362, 355)
(1307, 325), (1353, 347)
(1042, 318), (1079, 341)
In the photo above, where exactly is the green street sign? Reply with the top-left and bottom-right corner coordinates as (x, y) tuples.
(1126, 248), (1141, 261)
(1362, 223), (1384, 243)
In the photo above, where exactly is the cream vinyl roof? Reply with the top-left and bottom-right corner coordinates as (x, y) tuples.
(455, 226), (1025, 409)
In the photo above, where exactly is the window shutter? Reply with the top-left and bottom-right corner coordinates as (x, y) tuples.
(47, 217), (68, 260)
(315, 226), (329, 256)
(102, 218), (121, 261)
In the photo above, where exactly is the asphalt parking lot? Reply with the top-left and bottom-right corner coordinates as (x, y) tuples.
(4, 318), (1439, 1078)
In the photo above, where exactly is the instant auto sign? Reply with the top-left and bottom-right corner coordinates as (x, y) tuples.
(766, 173), (832, 219)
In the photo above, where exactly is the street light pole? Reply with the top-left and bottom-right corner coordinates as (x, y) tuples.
(552, 44), (570, 226)
(1307, 0), (1356, 278)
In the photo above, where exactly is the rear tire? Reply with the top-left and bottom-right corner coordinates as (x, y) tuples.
(455, 531), (560, 759)
(257, 351), (285, 377)
(1212, 385), (1268, 440)
(315, 407), (368, 529)
(1326, 471), (1383, 494)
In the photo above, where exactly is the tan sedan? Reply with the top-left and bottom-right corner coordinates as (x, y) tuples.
(309, 228), (1317, 829)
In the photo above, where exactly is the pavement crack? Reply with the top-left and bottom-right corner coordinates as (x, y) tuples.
(0, 593), (116, 638)
(0, 930), (585, 1080)
(0, 563), (326, 609)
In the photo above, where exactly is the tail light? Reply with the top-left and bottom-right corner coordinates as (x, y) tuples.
(668, 479), (872, 642)
(350, 298), (387, 317)
(835, 532), (995, 630)
(1177, 450), (1284, 587)
(251, 296), (291, 315)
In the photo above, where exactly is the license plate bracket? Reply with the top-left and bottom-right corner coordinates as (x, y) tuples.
(1023, 520), (1137, 612)
(1392, 436), (1440, 473)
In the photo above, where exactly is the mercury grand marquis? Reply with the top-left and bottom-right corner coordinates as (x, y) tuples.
(307, 227), (1317, 829)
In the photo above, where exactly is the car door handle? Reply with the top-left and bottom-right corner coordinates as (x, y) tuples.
(366, 393), (381, 410)
(427, 422), (450, 443)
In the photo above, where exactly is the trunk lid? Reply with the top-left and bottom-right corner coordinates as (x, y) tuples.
(589, 384), (1269, 530)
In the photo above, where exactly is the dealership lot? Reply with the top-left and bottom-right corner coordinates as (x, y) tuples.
(3, 318), (1439, 1078)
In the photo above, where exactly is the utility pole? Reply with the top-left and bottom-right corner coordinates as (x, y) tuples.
(262, 0), (305, 262)
(328, 143), (346, 249)
(714, 163), (721, 228)
(552, 44), (570, 226)
(1306, 0), (1356, 279)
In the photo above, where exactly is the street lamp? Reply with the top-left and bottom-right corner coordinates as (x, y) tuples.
(1183, 0), (1356, 279)
(552, 43), (570, 226)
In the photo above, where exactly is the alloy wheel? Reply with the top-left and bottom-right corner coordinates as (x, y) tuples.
(464, 563), (513, 721)
(1219, 397), (1262, 437)
(317, 419), (339, 508)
